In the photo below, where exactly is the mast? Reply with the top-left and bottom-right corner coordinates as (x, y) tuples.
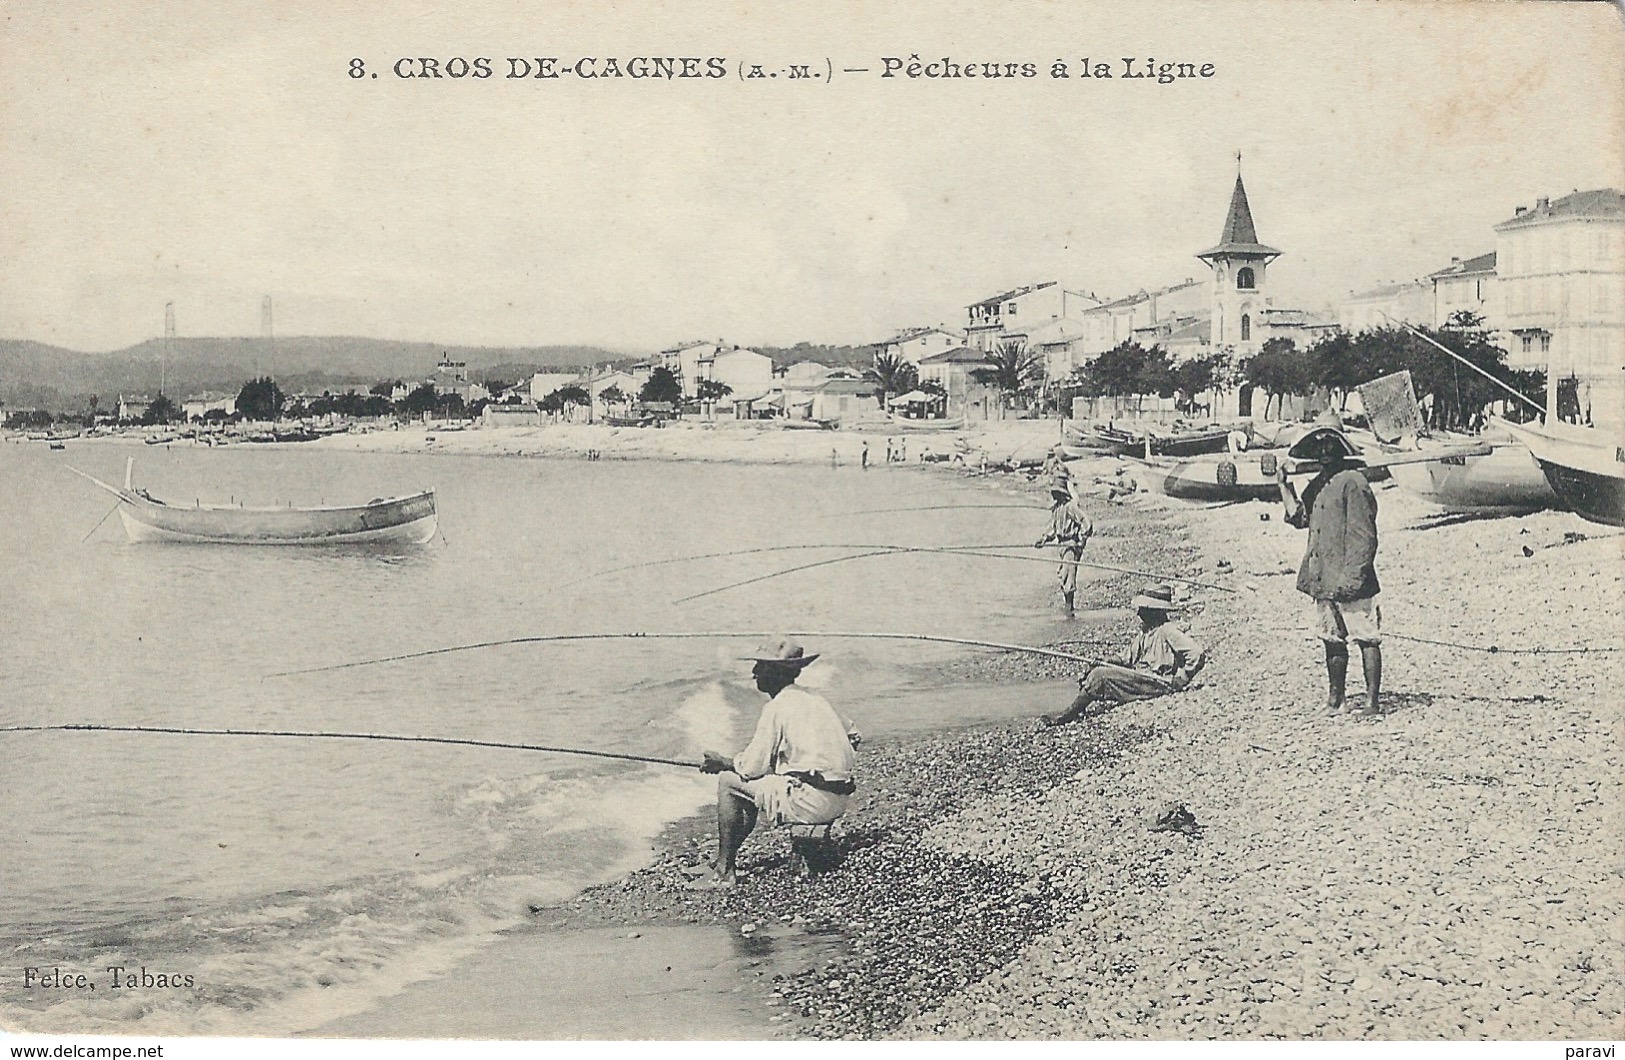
(162, 302), (175, 397)
(261, 295), (275, 383)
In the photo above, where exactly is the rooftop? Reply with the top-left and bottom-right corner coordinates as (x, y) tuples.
(966, 282), (1057, 309)
(1427, 250), (1497, 279)
(1197, 173), (1281, 261)
(919, 345), (991, 365)
(1495, 188), (1624, 229)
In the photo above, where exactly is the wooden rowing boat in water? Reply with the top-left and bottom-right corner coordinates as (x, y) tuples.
(69, 463), (438, 545)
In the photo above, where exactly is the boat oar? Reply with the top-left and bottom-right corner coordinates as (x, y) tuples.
(0, 723), (698, 768)
(265, 630), (1097, 680)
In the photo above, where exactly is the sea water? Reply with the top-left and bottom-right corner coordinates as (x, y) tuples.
(0, 440), (1089, 1034)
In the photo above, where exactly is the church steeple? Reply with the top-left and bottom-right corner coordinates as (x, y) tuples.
(1198, 161), (1279, 356)
(1198, 171), (1280, 262)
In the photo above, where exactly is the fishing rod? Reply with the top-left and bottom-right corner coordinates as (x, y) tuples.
(265, 629), (1098, 680)
(818, 504), (1048, 517)
(1377, 311), (1545, 415)
(674, 544), (1238, 603)
(0, 723), (699, 768)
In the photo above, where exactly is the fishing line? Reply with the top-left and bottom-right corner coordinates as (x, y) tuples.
(0, 723), (699, 768)
(554, 542), (1031, 592)
(1382, 632), (1621, 655)
(265, 630), (1097, 679)
(819, 504), (1048, 517)
(674, 545), (1238, 603)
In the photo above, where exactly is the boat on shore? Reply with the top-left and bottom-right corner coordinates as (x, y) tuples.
(1382, 432), (1557, 516)
(1067, 421), (1239, 458)
(1133, 450), (1287, 503)
(1491, 416), (1625, 526)
(886, 414), (967, 432)
(69, 462), (438, 545)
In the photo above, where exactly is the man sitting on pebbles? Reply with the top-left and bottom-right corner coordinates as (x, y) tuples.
(1042, 584), (1206, 726)
(687, 639), (861, 890)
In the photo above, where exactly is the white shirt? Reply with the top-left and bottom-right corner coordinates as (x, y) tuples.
(734, 685), (858, 782)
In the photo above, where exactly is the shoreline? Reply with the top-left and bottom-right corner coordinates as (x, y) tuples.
(315, 462), (1622, 1041)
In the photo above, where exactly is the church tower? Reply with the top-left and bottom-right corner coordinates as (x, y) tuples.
(1197, 164), (1280, 357)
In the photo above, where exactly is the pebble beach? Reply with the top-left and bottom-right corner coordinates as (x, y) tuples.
(301, 418), (1624, 1041)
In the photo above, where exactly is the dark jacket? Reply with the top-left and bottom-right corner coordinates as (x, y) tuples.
(1289, 466), (1379, 601)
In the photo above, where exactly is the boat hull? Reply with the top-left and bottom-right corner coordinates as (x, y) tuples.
(1493, 417), (1625, 527)
(115, 490), (439, 545)
(1384, 443), (1557, 515)
(1136, 452), (1284, 502)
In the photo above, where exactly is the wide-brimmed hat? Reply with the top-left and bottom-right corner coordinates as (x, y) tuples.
(1286, 426), (1363, 463)
(1130, 583), (1178, 612)
(740, 637), (820, 668)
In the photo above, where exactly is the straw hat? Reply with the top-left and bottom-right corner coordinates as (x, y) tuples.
(1130, 583), (1178, 612)
(740, 637), (820, 668)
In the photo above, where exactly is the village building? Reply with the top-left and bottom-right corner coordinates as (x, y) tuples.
(116, 394), (153, 422)
(1337, 279), (1434, 332)
(962, 283), (1100, 351)
(809, 377), (885, 423)
(878, 326), (965, 365)
(527, 371), (585, 404)
(918, 345), (1000, 419)
(181, 392), (237, 420)
(1493, 187), (1625, 426)
(709, 346), (774, 402)
(1428, 251), (1498, 327)
(588, 370), (639, 417)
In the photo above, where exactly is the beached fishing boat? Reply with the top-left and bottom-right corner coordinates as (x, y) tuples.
(1068, 422), (1238, 458)
(1382, 433), (1557, 515)
(69, 463), (438, 545)
(1492, 416), (1625, 526)
(1133, 450), (1287, 503)
(886, 414), (967, 431)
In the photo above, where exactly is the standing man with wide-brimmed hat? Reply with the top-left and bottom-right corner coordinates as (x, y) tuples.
(1276, 426), (1383, 716)
(688, 638), (861, 890)
(1042, 583), (1206, 726)
(1035, 482), (1093, 617)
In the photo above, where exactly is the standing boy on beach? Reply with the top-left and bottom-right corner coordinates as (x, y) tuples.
(1034, 485), (1093, 617)
(1043, 583), (1205, 726)
(688, 639), (860, 890)
(1275, 426), (1383, 716)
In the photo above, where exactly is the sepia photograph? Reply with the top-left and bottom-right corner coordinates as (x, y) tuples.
(2, 0), (1621, 1050)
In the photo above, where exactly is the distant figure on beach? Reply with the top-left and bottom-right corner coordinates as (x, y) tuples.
(1275, 426), (1382, 716)
(831, 447), (839, 468)
(1043, 584), (1206, 726)
(885, 437), (894, 464)
(897, 437), (907, 463)
(861, 440), (869, 469)
(688, 639), (861, 890)
(1034, 485), (1093, 617)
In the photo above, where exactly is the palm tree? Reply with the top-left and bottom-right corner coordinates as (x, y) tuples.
(865, 351), (918, 409)
(971, 341), (1045, 412)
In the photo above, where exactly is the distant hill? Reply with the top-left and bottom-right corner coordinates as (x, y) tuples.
(0, 336), (626, 409)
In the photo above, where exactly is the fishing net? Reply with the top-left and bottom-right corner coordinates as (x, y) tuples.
(1356, 370), (1425, 444)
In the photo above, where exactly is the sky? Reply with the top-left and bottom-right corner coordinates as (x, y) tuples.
(2, 0), (1621, 354)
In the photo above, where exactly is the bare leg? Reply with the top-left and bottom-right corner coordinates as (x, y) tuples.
(1358, 643), (1382, 714)
(1044, 691), (1093, 727)
(1063, 590), (1076, 618)
(1323, 641), (1348, 712)
(713, 773), (758, 883)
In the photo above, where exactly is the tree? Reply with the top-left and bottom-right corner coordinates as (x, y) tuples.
(370, 380), (401, 398)
(1242, 337), (1314, 420)
(141, 394), (182, 425)
(970, 341), (1045, 409)
(397, 382), (438, 417)
(1136, 346), (1177, 400)
(236, 377), (285, 421)
(695, 378), (733, 402)
(865, 351), (918, 407)
(640, 366), (682, 405)
(598, 384), (628, 408)
(1079, 340), (1150, 398)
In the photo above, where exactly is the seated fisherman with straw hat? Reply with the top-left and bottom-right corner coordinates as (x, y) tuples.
(688, 638), (861, 890)
(1042, 584), (1206, 726)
